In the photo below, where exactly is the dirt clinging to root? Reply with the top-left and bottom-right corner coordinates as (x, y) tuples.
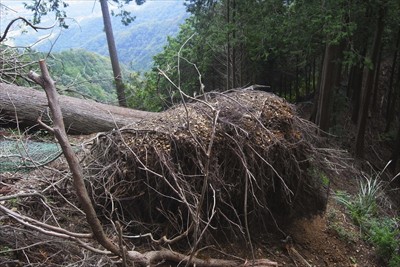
(86, 89), (331, 245)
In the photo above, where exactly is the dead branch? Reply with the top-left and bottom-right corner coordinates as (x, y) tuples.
(0, 202), (92, 239)
(127, 249), (278, 267)
(0, 17), (55, 43)
(0, 192), (45, 202)
(28, 60), (121, 256)
(0, 204), (110, 255)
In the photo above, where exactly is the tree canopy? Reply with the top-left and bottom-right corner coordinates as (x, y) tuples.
(137, 0), (400, 161)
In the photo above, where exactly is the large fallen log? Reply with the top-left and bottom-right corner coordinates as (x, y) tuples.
(0, 83), (156, 134)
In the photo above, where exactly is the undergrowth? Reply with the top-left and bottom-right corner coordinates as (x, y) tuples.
(335, 171), (400, 267)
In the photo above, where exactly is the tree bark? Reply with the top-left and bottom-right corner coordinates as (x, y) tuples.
(226, 0), (231, 90)
(371, 44), (383, 110)
(127, 249), (278, 267)
(349, 57), (365, 124)
(100, 0), (127, 107)
(349, 5), (371, 124)
(389, 118), (400, 174)
(315, 43), (342, 132)
(0, 83), (156, 134)
(355, 5), (386, 157)
(384, 26), (400, 132)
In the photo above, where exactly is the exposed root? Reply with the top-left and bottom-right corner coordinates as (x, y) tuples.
(86, 89), (334, 250)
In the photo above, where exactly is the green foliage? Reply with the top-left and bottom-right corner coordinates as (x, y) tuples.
(44, 49), (119, 103)
(335, 177), (382, 226)
(389, 255), (400, 267)
(326, 208), (359, 243)
(144, 0), (358, 99)
(0, 245), (13, 257)
(366, 218), (400, 263)
(307, 167), (330, 187)
(23, 0), (69, 28)
(132, 18), (209, 111)
(0, 45), (39, 86)
(335, 175), (400, 265)
(110, 0), (146, 26)
(125, 72), (164, 111)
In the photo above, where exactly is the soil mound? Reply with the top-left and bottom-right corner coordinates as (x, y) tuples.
(86, 89), (329, 244)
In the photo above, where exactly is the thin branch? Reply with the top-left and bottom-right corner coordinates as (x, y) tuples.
(0, 204), (92, 239)
(0, 17), (55, 43)
(0, 192), (45, 202)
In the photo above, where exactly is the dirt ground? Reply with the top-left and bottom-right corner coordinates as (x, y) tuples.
(283, 204), (379, 266)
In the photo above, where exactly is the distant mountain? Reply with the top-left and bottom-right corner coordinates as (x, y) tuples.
(43, 49), (119, 103)
(27, 1), (189, 72)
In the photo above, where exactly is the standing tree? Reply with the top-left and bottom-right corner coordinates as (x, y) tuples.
(354, 3), (387, 157)
(22, 0), (146, 107)
(313, 0), (350, 132)
(315, 43), (343, 132)
(100, 0), (127, 106)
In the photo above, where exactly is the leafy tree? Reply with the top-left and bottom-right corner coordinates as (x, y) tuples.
(147, 18), (205, 108)
(43, 49), (119, 103)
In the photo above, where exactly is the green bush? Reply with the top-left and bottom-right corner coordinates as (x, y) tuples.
(367, 218), (399, 264)
(389, 255), (400, 267)
(335, 176), (399, 266)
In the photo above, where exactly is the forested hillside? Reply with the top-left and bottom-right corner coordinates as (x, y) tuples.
(44, 49), (119, 103)
(30, 1), (188, 71)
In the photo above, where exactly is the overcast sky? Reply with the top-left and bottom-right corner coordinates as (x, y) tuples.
(0, 0), (153, 23)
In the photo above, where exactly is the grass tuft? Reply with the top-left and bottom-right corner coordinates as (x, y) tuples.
(335, 173), (399, 266)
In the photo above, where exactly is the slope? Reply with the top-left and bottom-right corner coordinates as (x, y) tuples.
(32, 1), (189, 72)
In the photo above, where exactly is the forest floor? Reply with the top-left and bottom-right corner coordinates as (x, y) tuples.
(0, 138), (388, 267)
(274, 99), (399, 267)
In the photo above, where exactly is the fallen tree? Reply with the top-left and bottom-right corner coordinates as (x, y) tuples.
(0, 60), (282, 266)
(0, 60), (338, 266)
(0, 82), (156, 134)
(86, 84), (332, 254)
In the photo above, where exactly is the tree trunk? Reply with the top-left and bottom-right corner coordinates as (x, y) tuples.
(295, 56), (299, 102)
(0, 83), (156, 134)
(100, 0), (127, 107)
(315, 43), (342, 132)
(231, 0), (237, 88)
(226, 0), (231, 90)
(384, 26), (400, 132)
(354, 6), (386, 157)
(349, 5), (371, 124)
(29, 60), (122, 258)
(371, 44), (383, 110)
(389, 118), (400, 174)
(349, 59), (365, 124)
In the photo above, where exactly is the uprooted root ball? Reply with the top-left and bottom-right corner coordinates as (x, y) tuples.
(86, 89), (329, 245)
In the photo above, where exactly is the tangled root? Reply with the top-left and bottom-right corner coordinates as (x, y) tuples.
(85, 89), (329, 246)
